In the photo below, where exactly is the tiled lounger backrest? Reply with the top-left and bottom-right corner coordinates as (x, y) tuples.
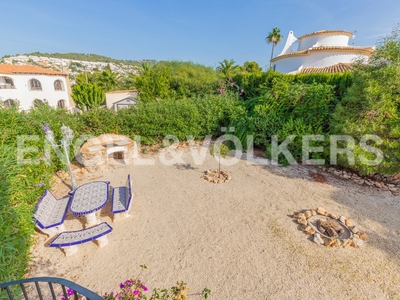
(34, 190), (70, 229)
(112, 174), (132, 213)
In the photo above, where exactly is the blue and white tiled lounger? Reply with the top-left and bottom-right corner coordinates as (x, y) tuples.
(34, 190), (70, 237)
(50, 222), (113, 256)
(111, 174), (133, 221)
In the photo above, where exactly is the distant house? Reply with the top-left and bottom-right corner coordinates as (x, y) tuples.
(105, 90), (138, 111)
(271, 30), (375, 74)
(0, 64), (73, 110)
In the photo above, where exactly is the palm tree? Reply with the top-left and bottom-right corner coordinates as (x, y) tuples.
(97, 69), (119, 92)
(266, 27), (283, 68)
(216, 59), (238, 78)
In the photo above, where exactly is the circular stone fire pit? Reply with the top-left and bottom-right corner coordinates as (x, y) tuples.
(293, 207), (367, 248)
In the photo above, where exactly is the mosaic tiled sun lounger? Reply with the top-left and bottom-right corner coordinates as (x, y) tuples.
(34, 190), (70, 237)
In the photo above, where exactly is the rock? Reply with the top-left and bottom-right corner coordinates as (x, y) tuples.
(393, 173), (400, 180)
(339, 216), (346, 224)
(304, 210), (312, 219)
(334, 239), (342, 247)
(297, 217), (307, 225)
(354, 179), (365, 185)
(316, 207), (327, 215)
(365, 180), (373, 186)
(358, 231), (367, 241)
(387, 183), (396, 188)
(302, 226), (315, 235)
(342, 239), (352, 248)
(345, 219), (353, 227)
(352, 237), (364, 248)
(328, 213), (337, 219)
(310, 209), (317, 216)
(343, 174), (351, 179)
(374, 182), (383, 188)
(389, 187), (398, 192)
(351, 226), (360, 234)
(293, 212), (305, 219)
(313, 233), (324, 245)
(333, 170), (341, 176)
(322, 237), (335, 247)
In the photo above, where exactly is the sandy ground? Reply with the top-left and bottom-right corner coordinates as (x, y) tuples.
(29, 147), (400, 299)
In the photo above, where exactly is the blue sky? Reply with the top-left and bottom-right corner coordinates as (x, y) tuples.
(1, 0), (399, 69)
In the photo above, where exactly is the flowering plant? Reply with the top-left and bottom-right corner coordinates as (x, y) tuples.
(103, 265), (210, 300)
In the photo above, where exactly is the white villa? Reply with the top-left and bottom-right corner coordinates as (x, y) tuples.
(271, 30), (375, 74)
(0, 64), (73, 110)
(105, 90), (138, 111)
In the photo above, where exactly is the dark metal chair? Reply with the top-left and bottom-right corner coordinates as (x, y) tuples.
(0, 277), (103, 300)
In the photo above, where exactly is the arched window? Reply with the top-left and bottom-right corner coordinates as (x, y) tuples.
(33, 99), (44, 108)
(0, 77), (15, 89)
(29, 79), (42, 90)
(54, 80), (64, 91)
(57, 99), (67, 109)
(3, 99), (18, 108)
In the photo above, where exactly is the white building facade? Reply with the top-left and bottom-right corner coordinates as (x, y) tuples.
(271, 30), (375, 74)
(0, 64), (73, 110)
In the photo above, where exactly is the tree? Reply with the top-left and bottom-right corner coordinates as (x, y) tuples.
(75, 72), (94, 85)
(266, 27), (283, 68)
(210, 142), (230, 177)
(133, 63), (172, 102)
(71, 83), (105, 111)
(159, 61), (219, 98)
(241, 61), (262, 73)
(216, 59), (239, 78)
(96, 69), (120, 92)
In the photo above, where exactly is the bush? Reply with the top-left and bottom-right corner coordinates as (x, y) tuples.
(230, 78), (335, 164)
(119, 93), (242, 143)
(330, 26), (400, 175)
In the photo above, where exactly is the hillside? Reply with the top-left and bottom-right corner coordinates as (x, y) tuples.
(0, 52), (157, 81)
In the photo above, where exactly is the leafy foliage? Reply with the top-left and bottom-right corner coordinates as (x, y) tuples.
(216, 59), (239, 78)
(134, 63), (172, 102)
(331, 26), (400, 174)
(71, 83), (106, 111)
(230, 77), (335, 163)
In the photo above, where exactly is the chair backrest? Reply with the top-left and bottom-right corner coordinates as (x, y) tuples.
(125, 174), (133, 211)
(34, 190), (57, 227)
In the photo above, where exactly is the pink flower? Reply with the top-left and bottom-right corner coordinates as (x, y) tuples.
(219, 89), (226, 94)
(133, 290), (140, 295)
(141, 285), (148, 291)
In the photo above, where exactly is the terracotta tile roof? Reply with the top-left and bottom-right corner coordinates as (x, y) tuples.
(271, 46), (375, 62)
(0, 64), (66, 76)
(300, 63), (353, 74)
(106, 89), (138, 94)
(297, 30), (353, 40)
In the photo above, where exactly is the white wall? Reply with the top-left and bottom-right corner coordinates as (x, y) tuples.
(274, 51), (368, 74)
(0, 73), (70, 110)
(298, 34), (350, 50)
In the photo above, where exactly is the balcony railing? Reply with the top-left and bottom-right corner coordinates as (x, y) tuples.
(0, 277), (103, 300)
(0, 84), (15, 89)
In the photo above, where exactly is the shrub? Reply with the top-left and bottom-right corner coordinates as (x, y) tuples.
(230, 78), (335, 164)
(330, 26), (400, 175)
